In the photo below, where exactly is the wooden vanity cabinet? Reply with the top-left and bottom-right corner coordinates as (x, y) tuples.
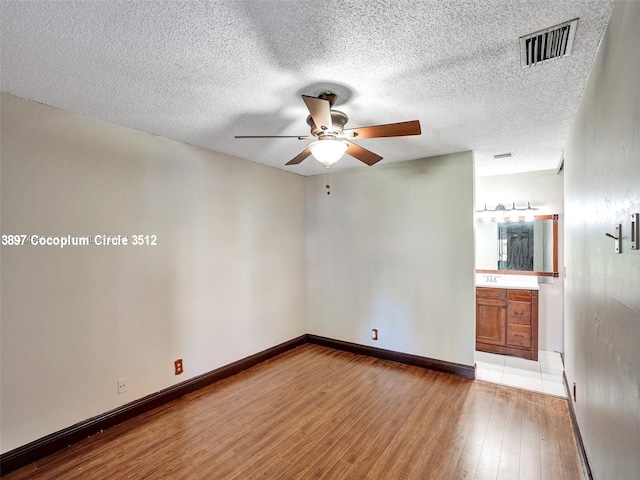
(476, 287), (538, 361)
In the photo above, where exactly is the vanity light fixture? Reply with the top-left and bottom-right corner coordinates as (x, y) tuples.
(476, 202), (539, 222)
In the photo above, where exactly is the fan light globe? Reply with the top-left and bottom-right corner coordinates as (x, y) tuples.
(309, 139), (347, 167)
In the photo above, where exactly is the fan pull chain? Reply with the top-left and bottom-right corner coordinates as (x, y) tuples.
(325, 172), (330, 195)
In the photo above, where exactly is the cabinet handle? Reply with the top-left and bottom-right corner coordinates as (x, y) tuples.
(501, 306), (506, 309)
(514, 334), (524, 338)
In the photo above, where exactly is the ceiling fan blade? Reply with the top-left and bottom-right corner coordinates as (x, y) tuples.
(285, 148), (312, 165)
(343, 120), (421, 139)
(302, 95), (333, 133)
(345, 141), (383, 166)
(235, 135), (312, 139)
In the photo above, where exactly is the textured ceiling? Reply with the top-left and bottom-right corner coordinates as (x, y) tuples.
(1, 1), (614, 176)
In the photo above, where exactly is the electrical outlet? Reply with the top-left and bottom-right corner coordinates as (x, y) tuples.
(371, 328), (378, 341)
(174, 358), (183, 375)
(118, 377), (128, 395)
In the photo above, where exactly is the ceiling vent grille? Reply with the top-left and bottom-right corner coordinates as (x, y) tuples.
(520, 19), (578, 68)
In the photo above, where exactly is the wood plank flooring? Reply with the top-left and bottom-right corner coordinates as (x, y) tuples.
(3, 344), (584, 479)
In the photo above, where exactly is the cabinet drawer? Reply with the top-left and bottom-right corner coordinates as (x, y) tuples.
(507, 301), (531, 325)
(508, 289), (532, 301)
(507, 324), (532, 348)
(476, 287), (506, 299)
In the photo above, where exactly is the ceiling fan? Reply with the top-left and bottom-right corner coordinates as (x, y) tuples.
(235, 92), (421, 168)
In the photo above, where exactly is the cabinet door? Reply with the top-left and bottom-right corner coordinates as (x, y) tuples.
(476, 297), (506, 346)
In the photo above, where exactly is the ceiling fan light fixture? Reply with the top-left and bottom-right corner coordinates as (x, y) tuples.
(308, 139), (347, 168)
(236, 93), (420, 167)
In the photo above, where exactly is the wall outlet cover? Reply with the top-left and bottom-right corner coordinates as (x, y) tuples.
(117, 378), (127, 395)
(174, 359), (184, 375)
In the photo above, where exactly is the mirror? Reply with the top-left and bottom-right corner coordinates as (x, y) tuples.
(476, 214), (558, 277)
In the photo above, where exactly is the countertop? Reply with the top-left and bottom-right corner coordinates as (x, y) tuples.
(475, 275), (539, 291)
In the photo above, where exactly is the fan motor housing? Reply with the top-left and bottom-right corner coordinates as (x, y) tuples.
(307, 110), (348, 138)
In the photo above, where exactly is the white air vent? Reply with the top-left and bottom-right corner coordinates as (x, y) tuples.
(520, 19), (578, 68)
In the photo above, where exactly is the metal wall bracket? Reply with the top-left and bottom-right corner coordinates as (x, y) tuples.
(632, 213), (639, 250)
(606, 224), (622, 253)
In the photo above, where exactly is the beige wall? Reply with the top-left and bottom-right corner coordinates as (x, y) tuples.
(563, 2), (640, 478)
(0, 94), (307, 453)
(475, 170), (564, 352)
(306, 152), (476, 366)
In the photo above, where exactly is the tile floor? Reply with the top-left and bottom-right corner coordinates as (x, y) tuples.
(475, 349), (566, 398)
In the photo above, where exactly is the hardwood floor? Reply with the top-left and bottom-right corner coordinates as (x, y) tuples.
(4, 344), (584, 479)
